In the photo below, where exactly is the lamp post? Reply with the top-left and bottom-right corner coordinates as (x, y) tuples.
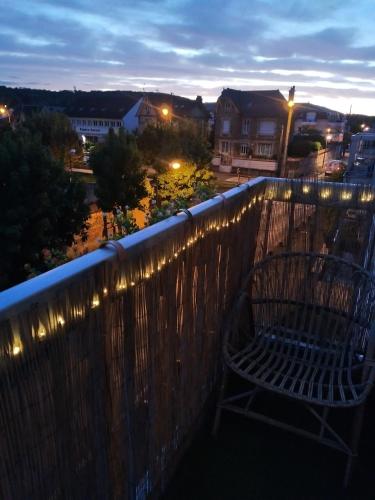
(280, 86), (295, 178)
(321, 130), (332, 171)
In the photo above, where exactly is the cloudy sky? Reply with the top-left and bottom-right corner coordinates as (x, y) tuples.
(1, 0), (375, 114)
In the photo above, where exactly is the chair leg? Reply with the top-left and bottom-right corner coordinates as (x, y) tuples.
(344, 403), (366, 488)
(212, 366), (228, 437)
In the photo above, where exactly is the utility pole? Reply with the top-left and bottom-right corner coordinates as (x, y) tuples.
(280, 86), (295, 178)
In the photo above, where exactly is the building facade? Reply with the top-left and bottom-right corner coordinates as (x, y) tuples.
(213, 88), (287, 173)
(293, 103), (346, 143)
(348, 132), (375, 170)
(65, 92), (142, 143)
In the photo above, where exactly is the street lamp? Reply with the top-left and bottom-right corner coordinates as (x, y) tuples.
(0, 104), (11, 125)
(161, 107), (169, 117)
(280, 85), (295, 178)
(171, 161), (181, 170)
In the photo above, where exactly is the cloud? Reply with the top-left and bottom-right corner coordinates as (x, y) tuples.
(0, 0), (374, 114)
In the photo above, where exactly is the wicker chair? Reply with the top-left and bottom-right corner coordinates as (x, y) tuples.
(214, 252), (375, 486)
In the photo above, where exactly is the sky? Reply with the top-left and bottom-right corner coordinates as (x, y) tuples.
(1, 0), (375, 114)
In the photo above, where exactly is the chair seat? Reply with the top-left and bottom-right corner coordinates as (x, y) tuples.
(226, 326), (367, 407)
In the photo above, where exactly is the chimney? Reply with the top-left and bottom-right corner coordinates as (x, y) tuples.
(196, 95), (203, 104)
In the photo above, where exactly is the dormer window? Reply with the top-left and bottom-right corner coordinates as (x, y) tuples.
(224, 101), (231, 112)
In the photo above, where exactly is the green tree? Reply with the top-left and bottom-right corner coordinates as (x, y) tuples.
(0, 128), (89, 290)
(137, 123), (212, 171)
(23, 112), (83, 169)
(90, 129), (147, 212)
(157, 163), (214, 201)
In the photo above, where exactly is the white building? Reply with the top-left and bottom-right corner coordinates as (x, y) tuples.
(66, 92), (142, 143)
(348, 132), (375, 170)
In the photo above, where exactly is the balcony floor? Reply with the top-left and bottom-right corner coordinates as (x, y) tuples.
(163, 382), (375, 500)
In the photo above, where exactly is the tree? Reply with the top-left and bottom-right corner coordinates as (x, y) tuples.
(0, 128), (89, 290)
(156, 163), (215, 201)
(23, 112), (83, 169)
(90, 128), (147, 213)
(137, 123), (212, 171)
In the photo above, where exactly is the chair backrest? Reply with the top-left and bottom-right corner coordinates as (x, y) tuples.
(234, 252), (375, 357)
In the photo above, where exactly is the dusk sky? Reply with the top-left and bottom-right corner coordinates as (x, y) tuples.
(1, 0), (375, 114)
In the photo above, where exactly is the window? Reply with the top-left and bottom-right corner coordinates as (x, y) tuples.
(117, 121), (122, 127)
(87, 120), (92, 126)
(93, 121), (98, 126)
(240, 143), (250, 156)
(242, 119), (250, 135)
(99, 121), (104, 126)
(258, 120), (276, 136)
(224, 101), (231, 112)
(104, 121), (109, 127)
(221, 141), (229, 153)
(257, 143), (273, 157)
(222, 119), (230, 134)
(77, 119), (81, 125)
(306, 112), (317, 123)
(82, 120), (86, 125)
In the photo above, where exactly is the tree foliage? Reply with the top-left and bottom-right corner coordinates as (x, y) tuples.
(23, 112), (83, 169)
(137, 123), (212, 170)
(0, 128), (89, 290)
(90, 128), (147, 212)
(288, 128), (326, 157)
(156, 163), (215, 202)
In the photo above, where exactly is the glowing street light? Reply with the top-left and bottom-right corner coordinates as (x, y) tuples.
(171, 161), (181, 170)
(161, 107), (170, 117)
(0, 104), (11, 124)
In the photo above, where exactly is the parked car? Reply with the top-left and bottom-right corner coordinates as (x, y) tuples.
(324, 159), (346, 176)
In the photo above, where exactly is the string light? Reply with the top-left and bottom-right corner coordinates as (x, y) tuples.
(91, 296), (100, 308)
(17, 190), (265, 341)
(57, 316), (65, 326)
(341, 191), (352, 201)
(361, 193), (373, 202)
(320, 189), (331, 199)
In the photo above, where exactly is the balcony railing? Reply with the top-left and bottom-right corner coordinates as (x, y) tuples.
(0, 178), (374, 499)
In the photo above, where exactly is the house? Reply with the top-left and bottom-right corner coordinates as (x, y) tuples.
(136, 93), (210, 134)
(213, 88), (287, 174)
(65, 91), (143, 143)
(293, 103), (346, 143)
(348, 131), (375, 170)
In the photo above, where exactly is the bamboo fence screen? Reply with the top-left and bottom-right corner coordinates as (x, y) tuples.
(0, 178), (374, 499)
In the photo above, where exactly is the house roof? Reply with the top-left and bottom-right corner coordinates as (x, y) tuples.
(294, 102), (345, 121)
(65, 91), (142, 119)
(220, 88), (287, 118)
(142, 92), (210, 120)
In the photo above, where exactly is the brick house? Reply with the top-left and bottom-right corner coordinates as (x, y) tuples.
(213, 88), (287, 173)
